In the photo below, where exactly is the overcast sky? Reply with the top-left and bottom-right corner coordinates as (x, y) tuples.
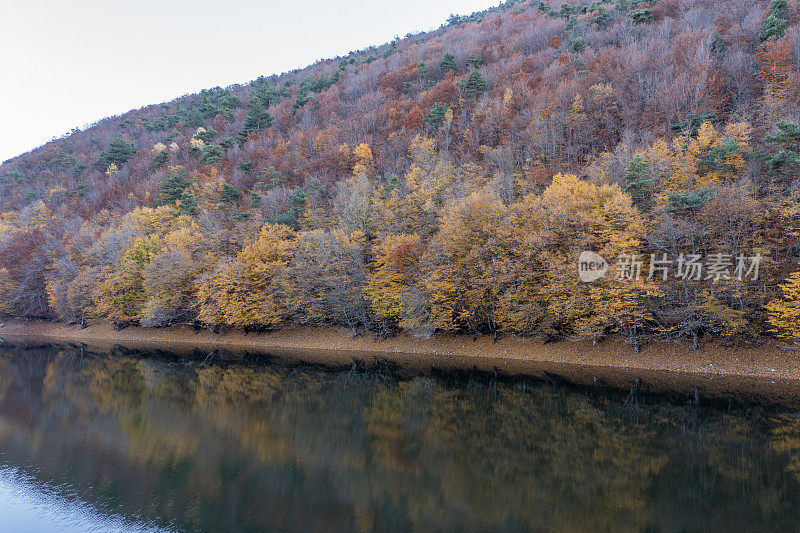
(0, 0), (496, 162)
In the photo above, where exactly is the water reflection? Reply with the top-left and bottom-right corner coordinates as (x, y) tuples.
(0, 466), (167, 532)
(0, 344), (797, 532)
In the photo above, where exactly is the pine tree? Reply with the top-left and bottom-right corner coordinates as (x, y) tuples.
(440, 52), (458, 73)
(766, 121), (800, 177)
(623, 155), (653, 212)
(460, 70), (488, 98)
(759, 0), (789, 41)
(238, 94), (273, 143)
(157, 166), (193, 208)
(220, 183), (242, 206)
(95, 136), (137, 171)
(466, 54), (484, 68)
(424, 103), (449, 129)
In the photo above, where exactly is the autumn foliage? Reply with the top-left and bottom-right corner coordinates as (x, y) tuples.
(0, 0), (798, 349)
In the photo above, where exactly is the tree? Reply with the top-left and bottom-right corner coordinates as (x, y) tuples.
(440, 52), (458, 74)
(576, 279), (663, 351)
(157, 166), (196, 215)
(238, 93), (273, 143)
(352, 143), (374, 176)
(289, 229), (371, 330)
(424, 103), (449, 130)
(766, 273), (800, 342)
(765, 121), (800, 178)
(196, 224), (294, 328)
(141, 227), (205, 326)
(95, 136), (137, 171)
(0, 229), (50, 317)
(423, 192), (507, 334)
(466, 54), (484, 68)
(220, 183), (242, 206)
(333, 175), (373, 234)
(94, 235), (162, 325)
(756, 38), (791, 113)
(571, 37), (588, 52)
(496, 174), (650, 340)
(628, 8), (653, 23)
(0, 268), (17, 316)
(366, 234), (423, 326)
(459, 70), (488, 98)
(272, 186), (307, 229)
(759, 0), (789, 42)
(623, 155), (653, 212)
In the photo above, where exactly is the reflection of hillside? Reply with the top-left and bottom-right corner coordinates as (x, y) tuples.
(0, 345), (797, 531)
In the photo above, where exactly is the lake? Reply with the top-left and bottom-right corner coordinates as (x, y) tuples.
(0, 343), (798, 532)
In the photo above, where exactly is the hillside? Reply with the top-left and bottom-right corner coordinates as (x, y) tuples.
(0, 0), (799, 348)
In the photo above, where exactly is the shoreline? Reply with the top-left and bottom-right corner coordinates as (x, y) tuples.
(1, 320), (799, 407)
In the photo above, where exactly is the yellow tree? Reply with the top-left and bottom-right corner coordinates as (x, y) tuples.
(365, 234), (423, 325)
(196, 224), (294, 329)
(141, 225), (205, 326)
(496, 174), (656, 342)
(656, 121), (751, 207)
(352, 143), (374, 176)
(756, 38), (791, 118)
(576, 279), (664, 350)
(766, 273), (800, 341)
(423, 192), (507, 334)
(94, 235), (162, 324)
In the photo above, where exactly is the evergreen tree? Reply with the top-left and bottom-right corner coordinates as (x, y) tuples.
(711, 31), (726, 59)
(271, 186), (307, 229)
(153, 149), (169, 169)
(765, 121), (800, 177)
(95, 136), (137, 171)
(220, 183), (242, 206)
(292, 90), (314, 113)
(466, 54), (484, 68)
(460, 69), (488, 98)
(628, 7), (653, 23)
(177, 191), (197, 215)
(424, 102), (449, 129)
(238, 95), (273, 144)
(623, 155), (653, 212)
(760, 0), (789, 41)
(157, 167), (192, 206)
(440, 52), (458, 73)
(200, 145), (224, 166)
(571, 37), (588, 52)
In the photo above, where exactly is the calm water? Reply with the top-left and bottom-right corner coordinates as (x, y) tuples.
(0, 344), (798, 532)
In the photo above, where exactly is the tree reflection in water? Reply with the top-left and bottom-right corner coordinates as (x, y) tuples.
(0, 344), (797, 532)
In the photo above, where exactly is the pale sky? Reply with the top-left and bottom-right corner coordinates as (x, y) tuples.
(0, 0), (496, 163)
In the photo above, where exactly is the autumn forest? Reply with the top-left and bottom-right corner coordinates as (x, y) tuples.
(1, 0), (800, 349)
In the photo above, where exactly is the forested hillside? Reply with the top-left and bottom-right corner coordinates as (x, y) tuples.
(1, 0), (799, 347)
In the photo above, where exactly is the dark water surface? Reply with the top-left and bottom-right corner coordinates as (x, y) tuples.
(0, 344), (798, 532)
